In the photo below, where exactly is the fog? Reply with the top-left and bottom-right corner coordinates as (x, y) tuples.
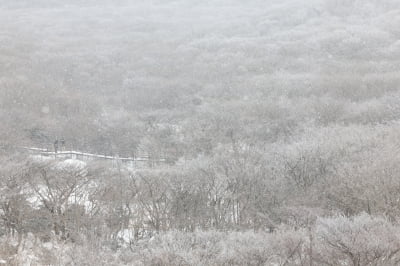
(2, 0), (400, 265)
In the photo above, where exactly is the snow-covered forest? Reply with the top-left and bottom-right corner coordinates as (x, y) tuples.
(2, 0), (400, 265)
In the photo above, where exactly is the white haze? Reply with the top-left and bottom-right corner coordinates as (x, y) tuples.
(2, 0), (400, 265)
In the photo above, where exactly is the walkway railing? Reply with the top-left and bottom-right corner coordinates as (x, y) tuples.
(23, 147), (167, 167)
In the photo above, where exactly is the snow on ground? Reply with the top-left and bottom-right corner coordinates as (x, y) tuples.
(55, 159), (87, 171)
(29, 155), (53, 163)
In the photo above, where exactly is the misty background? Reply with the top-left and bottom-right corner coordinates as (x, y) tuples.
(2, 0), (400, 265)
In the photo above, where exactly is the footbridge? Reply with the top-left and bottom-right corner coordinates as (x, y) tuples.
(24, 147), (167, 168)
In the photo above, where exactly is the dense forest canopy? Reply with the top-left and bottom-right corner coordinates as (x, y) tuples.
(2, 0), (400, 265)
(3, 0), (400, 155)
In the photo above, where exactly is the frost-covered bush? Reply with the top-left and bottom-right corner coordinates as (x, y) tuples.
(132, 229), (310, 266)
(315, 213), (400, 266)
(1, 214), (400, 265)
